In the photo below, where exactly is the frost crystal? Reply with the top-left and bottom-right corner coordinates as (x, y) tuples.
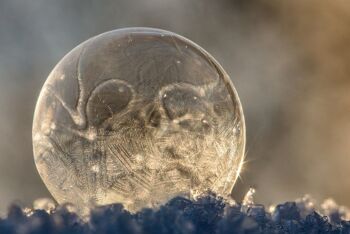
(4, 194), (350, 234)
(33, 198), (56, 214)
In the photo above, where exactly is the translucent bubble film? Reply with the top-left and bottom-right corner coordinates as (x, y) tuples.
(32, 28), (245, 212)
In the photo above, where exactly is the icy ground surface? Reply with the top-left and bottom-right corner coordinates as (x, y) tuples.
(1, 191), (350, 234)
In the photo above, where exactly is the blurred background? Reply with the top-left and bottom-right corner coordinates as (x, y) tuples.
(0, 0), (350, 214)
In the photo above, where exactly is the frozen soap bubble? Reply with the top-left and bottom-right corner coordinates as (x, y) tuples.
(32, 28), (245, 213)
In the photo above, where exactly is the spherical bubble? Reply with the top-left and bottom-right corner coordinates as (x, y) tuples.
(32, 28), (246, 213)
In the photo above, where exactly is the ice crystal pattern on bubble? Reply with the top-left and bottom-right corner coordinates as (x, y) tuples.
(32, 28), (245, 212)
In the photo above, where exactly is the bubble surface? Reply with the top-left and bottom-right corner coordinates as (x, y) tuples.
(32, 28), (245, 212)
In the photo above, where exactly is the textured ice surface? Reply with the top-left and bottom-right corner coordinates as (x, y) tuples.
(2, 194), (350, 234)
(32, 28), (245, 213)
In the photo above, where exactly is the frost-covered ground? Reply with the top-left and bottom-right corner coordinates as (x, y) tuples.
(1, 192), (350, 234)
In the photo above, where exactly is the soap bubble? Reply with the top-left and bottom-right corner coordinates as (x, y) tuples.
(32, 28), (245, 213)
